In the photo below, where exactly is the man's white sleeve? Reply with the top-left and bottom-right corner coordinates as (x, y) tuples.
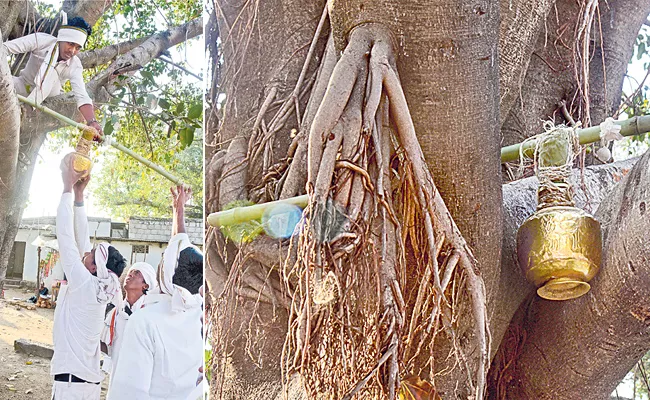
(2, 33), (40, 55)
(56, 192), (90, 288)
(107, 313), (154, 400)
(69, 58), (92, 108)
(73, 201), (92, 255)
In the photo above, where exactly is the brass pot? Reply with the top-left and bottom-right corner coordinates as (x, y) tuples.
(68, 151), (92, 177)
(516, 206), (602, 300)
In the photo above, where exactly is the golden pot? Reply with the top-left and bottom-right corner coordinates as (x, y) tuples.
(516, 206), (602, 301)
(70, 151), (92, 177)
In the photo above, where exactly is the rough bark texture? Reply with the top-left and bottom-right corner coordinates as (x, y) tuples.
(588, 0), (650, 125)
(501, 0), (580, 146)
(327, 7), (502, 391)
(496, 150), (650, 399)
(62, 0), (115, 23)
(498, 0), (554, 124)
(214, 0), (325, 151)
(0, 1), (22, 39)
(0, 41), (21, 294)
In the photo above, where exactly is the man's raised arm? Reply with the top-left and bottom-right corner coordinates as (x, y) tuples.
(56, 156), (90, 288)
(72, 175), (92, 256)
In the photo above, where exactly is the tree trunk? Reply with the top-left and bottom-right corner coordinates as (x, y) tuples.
(588, 0), (650, 125)
(0, 41), (21, 297)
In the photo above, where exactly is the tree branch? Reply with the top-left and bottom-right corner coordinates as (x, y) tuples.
(78, 36), (148, 69)
(158, 55), (202, 80)
(62, 0), (115, 25)
(87, 17), (203, 94)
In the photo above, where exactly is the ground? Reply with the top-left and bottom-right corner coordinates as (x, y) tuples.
(0, 287), (110, 400)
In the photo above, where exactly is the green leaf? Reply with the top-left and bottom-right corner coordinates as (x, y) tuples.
(141, 70), (154, 82)
(104, 120), (114, 136)
(159, 98), (171, 110)
(176, 102), (185, 115)
(187, 103), (202, 119)
(638, 43), (646, 60)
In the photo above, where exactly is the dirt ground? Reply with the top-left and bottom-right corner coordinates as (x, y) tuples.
(0, 287), (109, 400)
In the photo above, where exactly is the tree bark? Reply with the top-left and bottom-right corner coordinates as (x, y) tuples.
(62, 0), (115, 24)
(498, 0), (554, 124)
(588, 0), (650, 125)
(500, 0), (581, 146)
(0, 41), (21, 297)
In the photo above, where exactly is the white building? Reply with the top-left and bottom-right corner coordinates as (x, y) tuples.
(8, 216), (203, 286)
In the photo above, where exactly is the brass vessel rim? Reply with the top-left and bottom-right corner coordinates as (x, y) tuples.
(537, 278), (591, 301)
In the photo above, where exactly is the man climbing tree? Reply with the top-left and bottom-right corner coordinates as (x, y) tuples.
(206, 0), (650, 399)
(3, 16), (103, 136)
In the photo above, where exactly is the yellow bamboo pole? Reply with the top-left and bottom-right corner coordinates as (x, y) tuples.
(17, 94), (184, 185)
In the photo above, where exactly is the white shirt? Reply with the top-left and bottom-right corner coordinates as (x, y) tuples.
(52, 192), (116, 383)
(3, 33), (92, 107)
(107, 295), (202, 400)
(102, 293), (163, 381)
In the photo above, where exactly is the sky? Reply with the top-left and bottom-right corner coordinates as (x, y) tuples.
(22, 0), (204, 219)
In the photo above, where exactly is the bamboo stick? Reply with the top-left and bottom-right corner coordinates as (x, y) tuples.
(17, 94), (184, 185)
(207, 195), (308, 227)
(500, 115), (650, 162)
(208, 115), (650, 228)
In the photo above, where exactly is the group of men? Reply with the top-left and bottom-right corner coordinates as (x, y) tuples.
(2, 13), (203, 400)
(55, 159), (203, 400)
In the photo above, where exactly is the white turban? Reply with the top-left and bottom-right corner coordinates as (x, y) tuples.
(159, 233), (202, 312)
(127, 262), (159, 294)
(94, 242), (122, 306)
(57, 26), (88, 47)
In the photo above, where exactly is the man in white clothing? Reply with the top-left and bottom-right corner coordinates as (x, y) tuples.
(107, 186), (203, 400)
(3, 16), (103, 135)
(53, 156), (126, 399)
(101, 261), (160, 384)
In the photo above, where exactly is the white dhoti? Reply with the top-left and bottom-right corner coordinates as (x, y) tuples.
(51, 380), (101, 400)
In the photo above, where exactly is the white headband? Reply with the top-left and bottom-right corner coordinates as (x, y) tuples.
(95, 242), (110, 278)
(127, 262), (159, 293)
(57, 26), (88, 47)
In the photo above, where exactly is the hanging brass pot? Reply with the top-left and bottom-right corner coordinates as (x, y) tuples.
(517, 205), (601, 300)
(67, 128), (96, 177)
(515, 125), (602, 301)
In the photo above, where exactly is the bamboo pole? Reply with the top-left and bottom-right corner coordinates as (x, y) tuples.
(208, 115), (650, 228)
(17, 94), (184, 185)
(500, 115), (650, 162)
(206, 195), (308, 227)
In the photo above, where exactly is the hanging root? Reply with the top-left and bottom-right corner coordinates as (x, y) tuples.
(278, 21), (490, 400)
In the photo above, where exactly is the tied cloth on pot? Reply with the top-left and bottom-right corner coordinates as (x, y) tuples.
(159, 233), (202, 312)
(94, 242), (122, 306)
(518, 121), (580, 209)
(28, 16), (88, 105)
